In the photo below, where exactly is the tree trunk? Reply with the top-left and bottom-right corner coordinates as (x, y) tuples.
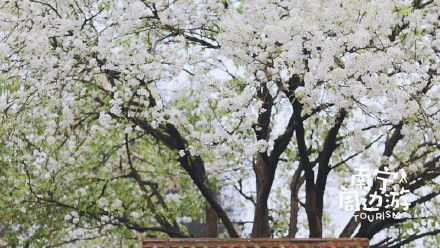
(288, 168), (304, 237)
(251, 154), (275, 237)
(305, 184), (322, 237)
(205, 206), (218, 237)
(292, 100), (323, 238)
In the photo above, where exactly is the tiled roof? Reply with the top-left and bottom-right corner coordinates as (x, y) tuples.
(143, 238), (369, 248)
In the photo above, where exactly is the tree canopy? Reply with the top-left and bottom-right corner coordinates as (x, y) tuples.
(1, 0), (440, 247)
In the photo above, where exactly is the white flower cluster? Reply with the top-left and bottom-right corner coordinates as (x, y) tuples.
(0, 0), (439, 243)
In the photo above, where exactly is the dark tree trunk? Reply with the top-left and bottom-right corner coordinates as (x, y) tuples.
(292, 100), (323, 237)
(305, 185), (322, 237)
(205, 206), (218, 237)
(288, 168), (304, 238)
(251, 154), (276, 237)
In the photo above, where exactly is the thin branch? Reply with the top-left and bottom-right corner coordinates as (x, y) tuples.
(387, 229), (440, 248)
(233, 179), (256, 205)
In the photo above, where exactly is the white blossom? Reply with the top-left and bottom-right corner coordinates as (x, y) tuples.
(130, 211), (139, 219)
(179, 150), (186, 157)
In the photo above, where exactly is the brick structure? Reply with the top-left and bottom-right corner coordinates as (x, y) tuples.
(143, 238), (369, 248)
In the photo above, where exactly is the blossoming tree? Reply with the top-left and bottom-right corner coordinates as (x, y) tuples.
(1, 0), (439, 247)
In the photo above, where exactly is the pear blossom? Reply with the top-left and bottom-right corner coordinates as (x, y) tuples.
(1, 0), (439, 246)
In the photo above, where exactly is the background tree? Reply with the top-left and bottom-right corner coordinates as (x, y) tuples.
(1, 0), (439, 247)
